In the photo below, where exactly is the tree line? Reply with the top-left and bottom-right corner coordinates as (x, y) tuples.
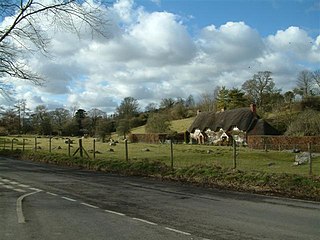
(1, 2), (319, 138)
(0, 70), (319, 138)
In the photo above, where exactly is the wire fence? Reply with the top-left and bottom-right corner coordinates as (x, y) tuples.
(0, 136), (319, 176)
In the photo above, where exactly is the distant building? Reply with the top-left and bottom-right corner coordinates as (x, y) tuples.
(188, 104), (279, 144)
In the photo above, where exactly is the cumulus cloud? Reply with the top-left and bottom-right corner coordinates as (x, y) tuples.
(1, 0), (319, 113)
(198, 22), (264, 64)
(130, 11), (196, 65)
(266, 26), (319, 62)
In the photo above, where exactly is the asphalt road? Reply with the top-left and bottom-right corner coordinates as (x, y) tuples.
(0, 157), (319, 240)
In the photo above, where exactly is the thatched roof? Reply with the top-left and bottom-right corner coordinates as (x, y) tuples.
(188, 108), (279, 135)
(248, 119), (280, 135)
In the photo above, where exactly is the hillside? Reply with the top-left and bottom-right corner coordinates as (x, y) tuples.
(131, 117), (195, 134)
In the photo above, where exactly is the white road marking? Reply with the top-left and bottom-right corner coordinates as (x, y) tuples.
(104, 210), (126, 216)
(0, 178), (198, 238)
(165, 227), (191, 236)
(29, 187), (42, 192)
(13, 188), (26, 193)
(16, 190), (41, 224)
(132, 218), (158, 226)
(81, 203), (99, 209)
(61, 196), (77, 202)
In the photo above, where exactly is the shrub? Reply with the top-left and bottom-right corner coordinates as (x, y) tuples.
(285, 110), (320, 136)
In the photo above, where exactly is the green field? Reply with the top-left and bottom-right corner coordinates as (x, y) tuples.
(131, 117), (195, 134)
(1, 136), (319, 176)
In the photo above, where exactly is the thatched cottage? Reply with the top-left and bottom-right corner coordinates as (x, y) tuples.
(188, 104), (279, 144)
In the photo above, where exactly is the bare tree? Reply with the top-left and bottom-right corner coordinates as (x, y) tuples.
(197, 87), (219, 112)
(14, 99), (29, 133)
(88, 108), (106, 136)
(0, 0), (108, 91)
(242, 71), (279, 108)
(295, 70), (314, 98)
(311, 70), (320, 92)
(116, 97), (140, 119)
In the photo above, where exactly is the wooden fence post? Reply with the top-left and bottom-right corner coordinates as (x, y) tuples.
(93, 139), (96, 160)
(79, 138), (83, 158)
(34, 137), (37, 151)
(308, 143), (312, 175)
(125, 139), (129, 162)
(68, 140), (71, 157)
(170, 139), (174, 170)
(49, 137), (52, 153)
(23, 139), (25, 152)
(233, 139), (237, 169)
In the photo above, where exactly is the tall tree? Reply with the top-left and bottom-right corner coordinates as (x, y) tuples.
(311, 70), (320, 93)
(0, 109), (19, 134)
(32, 105), (52, 135)
(145, 103), (158, 113)
(295, 70), (314, 98)
(145, 113), (171, 133)
(51, 108), (71, 135)
(88, 108), (106, 136)
(115, 97), (140, 138)
(228, 88), (248, 109)
(74, 109), (87, 136)
(160, 98), (175, 110)
(116, 97), (139, 119)
(215, 87), (247, 111)
(242, 71), (279, 108)
(0, 0), (108, 92)
(215, 86), (229, 111)
(185, 95), (195, 108)
(96, 117), (114, 142)
(197, 90), (217, 112)
(116, 119), (131, 139)
(14, 99), (29, 133)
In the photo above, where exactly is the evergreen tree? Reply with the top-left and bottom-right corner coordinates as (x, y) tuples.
(228, 88), (248, 109)
(215, 86), (229, 111)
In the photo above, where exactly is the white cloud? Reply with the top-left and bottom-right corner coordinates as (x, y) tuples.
(198, 22), (264, 64)
(1, 1), (319, 113)
(113, 0), (136, 23)
(266, 26), (319, 62)
(129, 11), (196, 65)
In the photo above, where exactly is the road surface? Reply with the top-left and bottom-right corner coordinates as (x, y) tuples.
(0, 156), (319, 240)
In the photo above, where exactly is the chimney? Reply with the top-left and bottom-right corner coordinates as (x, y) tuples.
(250, 103), (257, 114)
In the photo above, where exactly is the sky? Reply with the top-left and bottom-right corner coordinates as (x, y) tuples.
(1, 0), (319, 114)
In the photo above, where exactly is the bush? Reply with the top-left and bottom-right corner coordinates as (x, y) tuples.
(145, 113), (171, 133)
(285, 110), (320, 136)
(301, 96), (320, 111)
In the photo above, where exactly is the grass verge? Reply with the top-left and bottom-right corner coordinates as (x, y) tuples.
(1, 149), (319, 202)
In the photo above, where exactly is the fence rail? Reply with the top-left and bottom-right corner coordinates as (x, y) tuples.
(0, 136), (319, 176)
(247, 135), (320, 152)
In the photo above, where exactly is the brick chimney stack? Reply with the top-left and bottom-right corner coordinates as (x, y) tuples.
(250, 103), (257, 114)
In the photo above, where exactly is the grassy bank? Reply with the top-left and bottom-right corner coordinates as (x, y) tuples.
(1, 149), (319, 201)
(1, 136), (320, 176)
